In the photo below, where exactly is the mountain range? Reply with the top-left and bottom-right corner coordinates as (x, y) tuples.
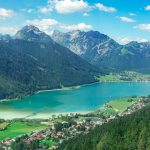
(0, 26), (99, 100)
(1, 25), (150, 100)
(52, 30), (150, 73)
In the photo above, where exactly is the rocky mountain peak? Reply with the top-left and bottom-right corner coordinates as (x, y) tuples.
(14, 25), (53, 43)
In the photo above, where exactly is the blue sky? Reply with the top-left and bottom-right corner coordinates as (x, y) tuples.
(0, 0), (150, 44)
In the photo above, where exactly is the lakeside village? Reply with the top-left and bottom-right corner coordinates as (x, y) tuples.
(1, 96), (150, 150)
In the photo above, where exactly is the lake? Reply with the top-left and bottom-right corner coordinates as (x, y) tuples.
(1, 82), (150, 119)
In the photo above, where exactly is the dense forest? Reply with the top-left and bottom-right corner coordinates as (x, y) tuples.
(58, 105), (150, 150)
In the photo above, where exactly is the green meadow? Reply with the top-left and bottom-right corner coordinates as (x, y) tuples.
(96, 74), (121, 82)
(106, 97), (139, 112)
(0, 121), (47, 141)
(100, 108), (117, 114)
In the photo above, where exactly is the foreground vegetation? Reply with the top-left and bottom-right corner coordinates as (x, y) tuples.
(58, 105), (150, 150)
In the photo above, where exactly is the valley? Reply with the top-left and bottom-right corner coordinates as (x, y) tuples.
(1, 26), (150, 102)
(1, 26), (150, 150)
(1, 0), (150, 149)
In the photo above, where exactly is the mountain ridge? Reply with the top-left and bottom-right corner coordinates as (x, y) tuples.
(52, 30), (150, 72)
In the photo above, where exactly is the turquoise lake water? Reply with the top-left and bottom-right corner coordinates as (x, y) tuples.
(1, 82), (150, 119)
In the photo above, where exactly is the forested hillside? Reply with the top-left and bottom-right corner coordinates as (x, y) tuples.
(0, 26), (99, 100)
(58, 105), (150, 150)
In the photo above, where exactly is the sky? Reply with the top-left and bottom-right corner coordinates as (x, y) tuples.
(0, 0), (150, 44)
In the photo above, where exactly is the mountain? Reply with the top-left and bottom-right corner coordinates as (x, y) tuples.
(52, 30), (120, 71)
(0, 26), (99, 100)
(117, 41), (150, 73)
(58, 105), (150, 150)
(0, 34), (11, 41)
(52, 30), (119, 56)
(14, 25), (53, 43)
(52, 30), (150, 72)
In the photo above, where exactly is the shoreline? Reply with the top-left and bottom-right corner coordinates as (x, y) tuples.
(36, 81), (100, 94)
(25, 110), (92, 120)
(0, 81), (150, 120)
(1, 80), (150, 103)
(99, 80), (150, 83)
(0, 81), (100, 103)
(0, 95), (148, 120)
(0, 110), (92, 120)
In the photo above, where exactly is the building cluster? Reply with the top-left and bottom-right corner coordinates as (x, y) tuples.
(120, 98), (150, 116)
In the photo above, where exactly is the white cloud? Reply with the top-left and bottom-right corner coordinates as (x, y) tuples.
(60, 23), (92, 31)
(83, 13), (90, 17)
(38, 6), (53, 14)
(25, 18), (92, 33)
(145, 5), (150, 11)
(95, 3), (117, 13)
(0, 26), (19, 35)
(129, 13), (136, 16)
(48, 0), (91, 14)
(21, 8), (34, 13)
(119, 17), (136, 23)
(0, 8), (16, 19)
(26, 19), (59, 33)
(134, 24), (150, 32)
(117, 37), (148, 45)
(27, 9), (34, 13)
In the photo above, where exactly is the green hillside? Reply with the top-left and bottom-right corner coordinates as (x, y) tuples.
(58, 105), (150, 150)
(0, 39), (99, 100)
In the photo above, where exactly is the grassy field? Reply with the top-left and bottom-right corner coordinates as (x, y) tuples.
(0, 121), (47, 140)
(96, 74), (121, 82)
(106, 97), (139, 112)
(100, 108), (117, 114)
